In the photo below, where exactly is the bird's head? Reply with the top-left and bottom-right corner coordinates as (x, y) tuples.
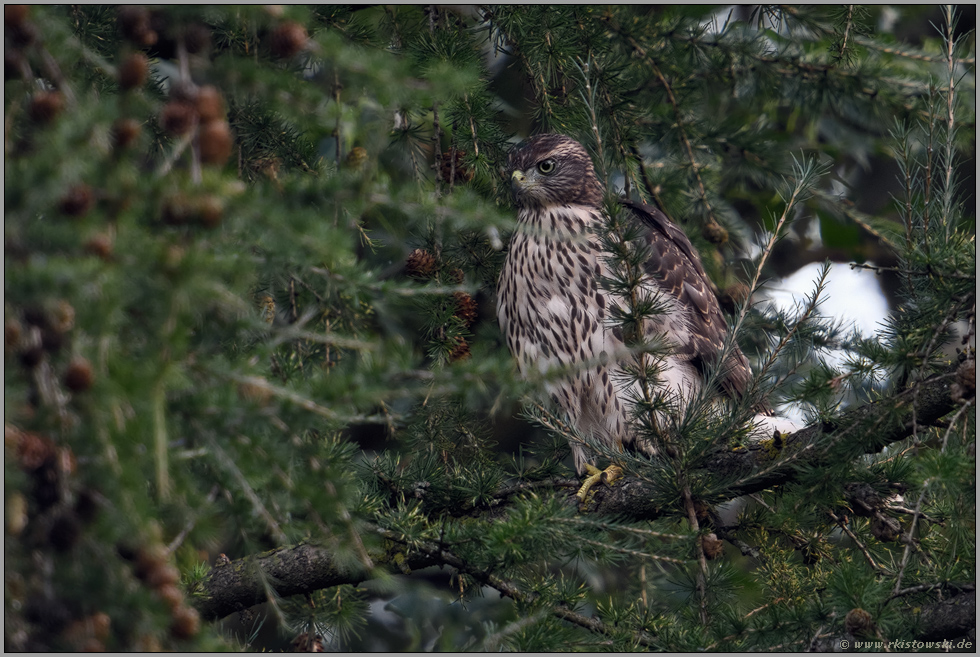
(506, 134), (603, 210)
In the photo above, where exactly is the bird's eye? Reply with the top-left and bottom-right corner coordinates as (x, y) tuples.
(537, 159), (556, 174)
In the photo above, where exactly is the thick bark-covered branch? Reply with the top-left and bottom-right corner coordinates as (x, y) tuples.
(195, 538), (436, 621)
(195, 536), (974, 645)
(195, 529), (652, 646)
(916, 591), (976, 642)
(195, 367), (965, 636)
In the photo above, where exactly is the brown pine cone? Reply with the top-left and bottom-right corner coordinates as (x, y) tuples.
(440, 149), (474, 184)
(170, 606), (200, 640)
(84, 234), (114, 260)
(29, 91), (65, 124)
(344, 146), (368, 169)
(701, 533), (724, 560)
(5, 6), (35, 47)
(448, 337), (470, 362)
(406, 248), (437, 279)
(183, 23), (211, 54)
(270, 21), (308, 59)
(197, 195), (224, 228)
(720, 282), (750, 313)
(15, 430), (56, 470)
(4, 5), (29, 28)
(956, 359), (975, 395)
(702, 221), (729, 245)
(161, 194), (193, 225)
(198, 120), (233, 165)
(195, 85), (225, 122)
(453, 292), (478, 327)
(146, 563), (180, 589)
(870, 514), (902, 543)
(844, 608), (874, 637)
(60, 185), (95, 218)
(291, 632), (325, 652)
(157, 583), (184, 611)
(118, 52), (149, 90)
(65, 357), (94, 392)
(5, 318), (22, 351)
(160, 101), (196, 136)
(113, 118), (142, 149)
(89, 613), (111, 641)
(117, 6), (157, 47)
(133, 543), (168, 581)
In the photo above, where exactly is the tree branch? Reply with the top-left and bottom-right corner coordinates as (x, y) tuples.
(914, 591), (976, 642)
(195, 536), (972, 645)
(194, 366), (962, 636)
(583, 366), (959, 520)
(193, 540), (431, 621)
(195, 529), (654, 647)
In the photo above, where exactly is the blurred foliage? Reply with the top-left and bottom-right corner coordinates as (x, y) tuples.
(4, 4), (974, 652)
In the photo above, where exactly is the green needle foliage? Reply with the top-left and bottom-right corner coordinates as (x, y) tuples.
(4, 4), (974, 652)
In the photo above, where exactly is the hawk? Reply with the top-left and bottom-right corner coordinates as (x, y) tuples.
(497, 134), (788, 497)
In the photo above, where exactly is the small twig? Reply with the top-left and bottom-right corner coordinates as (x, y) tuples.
(225, 373), (400, 425)
(481, 610), (549, 651)
(910, 295), (970, 444)
(940, 398), (973, 451)
(729, 158), (818, 340)
(759, 263), (830, 383)
(167, 484), (221, 554)
(155, 131), (195, 178)
(848, 262), (974, 280)
(891, 479), (932, 596)
(855, 35), (975, 65)
(835, 6), (855, 61)
(746, 598), (784, 619)
(682, 483), (710, 624)
(922, 91), (936, 255)
(609, 23), (722, 233)
(576, 535), (687, 565)
(380, 528), (657, 647)
(573, 56), (607, 184)
(886, 504), (943, 526)
(39, 47), (76, 104)
(827, 510), (886, 575)
(288, 277), (299, 324)
(494, 477), (581, 500)
(942, 4), (957, 243)
(807, 625), (827, 652)
(209, 437), (288, 545)
(431, 101), (443, 190)
(326, 481), (374, 570)
(556, 516), (689, 541)
(333, 70), (342, 167)
(517, 49), (553, 125)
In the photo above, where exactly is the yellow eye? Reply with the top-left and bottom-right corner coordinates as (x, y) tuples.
(537, 159), (556, 174)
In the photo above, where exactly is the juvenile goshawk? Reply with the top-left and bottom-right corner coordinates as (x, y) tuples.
(497, 134), (766, 491)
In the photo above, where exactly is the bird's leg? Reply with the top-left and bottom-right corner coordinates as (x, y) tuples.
(576, 463), (624, 501)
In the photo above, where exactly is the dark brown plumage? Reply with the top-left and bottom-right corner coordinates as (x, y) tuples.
(497, 134), (752, 474)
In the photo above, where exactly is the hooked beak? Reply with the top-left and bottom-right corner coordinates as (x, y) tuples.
(510, 169), (528, 195)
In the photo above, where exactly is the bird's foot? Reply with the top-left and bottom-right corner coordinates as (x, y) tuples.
(576, 464), (624, 502)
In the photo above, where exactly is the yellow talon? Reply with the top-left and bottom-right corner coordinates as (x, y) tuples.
(576, 464), (624, 501)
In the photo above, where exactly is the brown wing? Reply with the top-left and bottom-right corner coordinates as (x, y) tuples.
(620, 199), (751, 398)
